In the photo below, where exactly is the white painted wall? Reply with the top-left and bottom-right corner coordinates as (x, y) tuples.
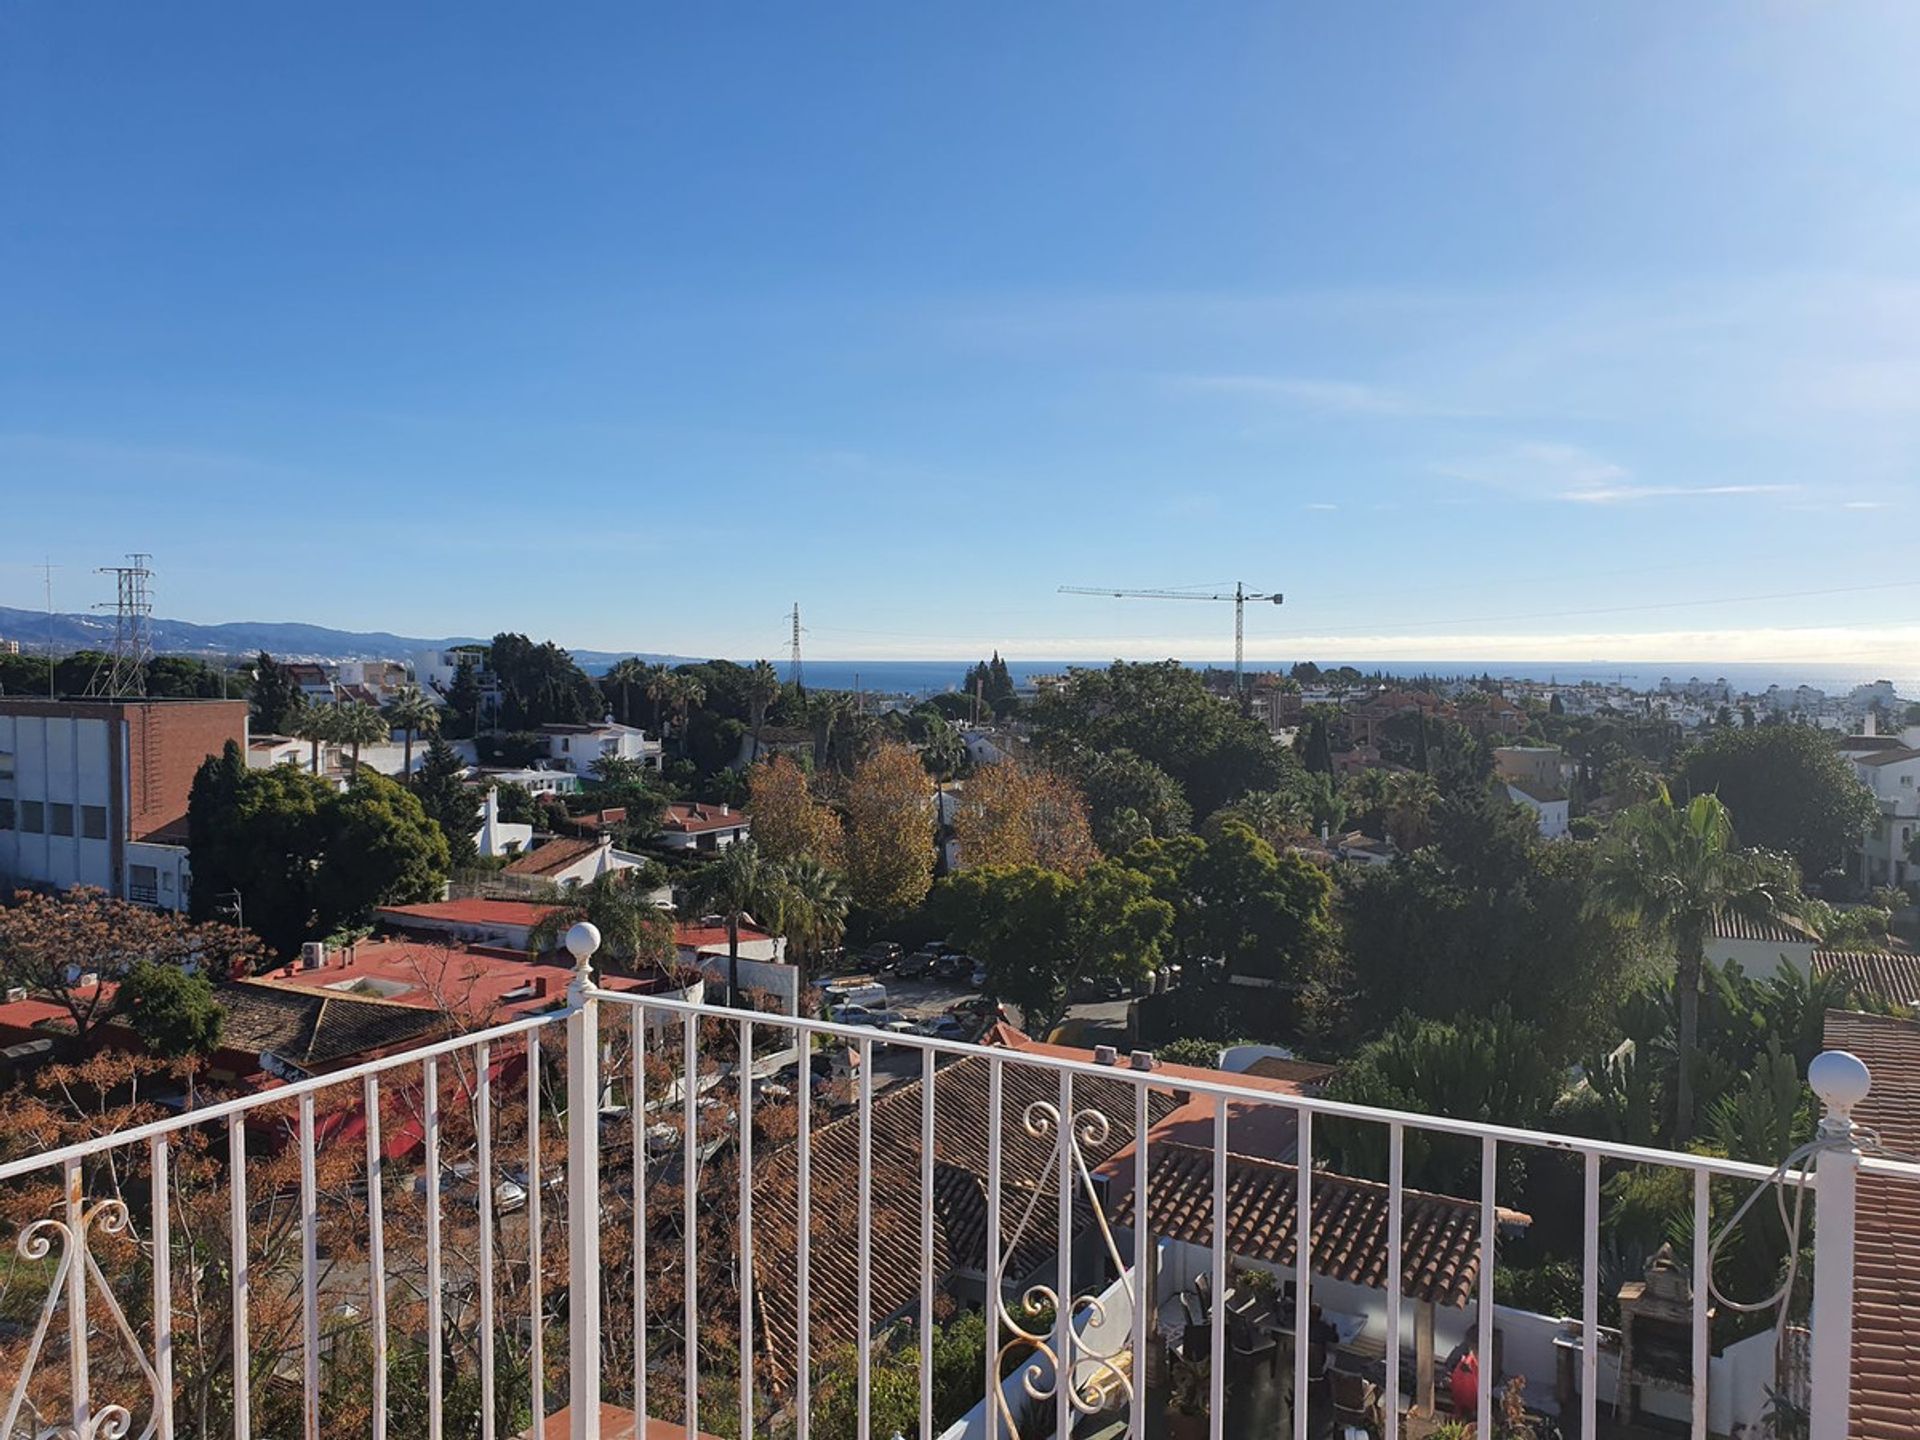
(0, 712), (118, 897)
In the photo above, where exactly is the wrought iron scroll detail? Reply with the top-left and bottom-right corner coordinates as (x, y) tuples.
(2, 1197), (160, 1440)
(991, 1100), (1136, 1433)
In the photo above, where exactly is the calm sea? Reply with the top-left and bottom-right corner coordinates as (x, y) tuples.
(769, 659), (1920, 699)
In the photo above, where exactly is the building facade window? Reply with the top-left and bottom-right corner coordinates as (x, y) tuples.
(19, 801), (43, 834)
(0, 798), (12, 830)
(49, 803), (74, 837)
(128, 865), (159, 906)
(80, 805), (107, 841)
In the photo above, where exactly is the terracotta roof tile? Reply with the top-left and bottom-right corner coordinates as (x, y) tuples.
(1822, 1010), (1920, 1437)
(504, 835), (605, 877)
(219, 981), (445, 1073)
(1709, 912), (1818, 944)
(1109, 1143), (1526, 1310)
(1813, 951), (1920, 1011)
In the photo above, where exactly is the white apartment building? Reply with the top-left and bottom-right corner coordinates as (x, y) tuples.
(0, 698), (248, 912)
(1851, 745), (1920, 888)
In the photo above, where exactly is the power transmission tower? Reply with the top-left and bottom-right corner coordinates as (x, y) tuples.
(87, 554), (154, 698)
(787, 603), (805, 687)
(1058, 580), (1283, 703)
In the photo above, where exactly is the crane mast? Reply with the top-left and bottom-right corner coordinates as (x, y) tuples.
(1058, 581), (1284, 701)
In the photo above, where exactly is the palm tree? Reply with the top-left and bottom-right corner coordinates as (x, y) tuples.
(775, 854), (849, 972)
(293, 706), (341, 775)
(528, 872), (675, 971)
(669, 674), (706, 755)
(642, 663), (676, 735)
(605, 657), (650, 728)
(333, 702), (390, 777)
(746, 659), (781, 762)
(685, 840), (787, 1005)
(382, 684), (441, 776)
(1591, 788), (1801, 1141)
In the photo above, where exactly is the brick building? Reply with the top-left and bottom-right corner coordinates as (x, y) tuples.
(0, 697), (248, 911)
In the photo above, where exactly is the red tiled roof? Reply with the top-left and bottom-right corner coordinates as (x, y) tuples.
(1813, 951), (1920, 1011)
(520, 1405), (724, 1440)
(248, 941), (575, 1025)
(661, 802), (749, 834)
(378, 898), (559, 929)
(1822, 1010), (1920, 1438)
(504, 835), (605, 877)
(674, 921), (776, 950)
(1242, 1055), (1340, 1089)
(1110, 1143), (1527, 1309)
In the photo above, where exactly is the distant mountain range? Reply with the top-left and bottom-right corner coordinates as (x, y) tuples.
(0, 606), (687, 669)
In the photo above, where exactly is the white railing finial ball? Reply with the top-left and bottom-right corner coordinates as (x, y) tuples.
(565, 921), (602, 966)
(1809, 1049), (1871, 1118)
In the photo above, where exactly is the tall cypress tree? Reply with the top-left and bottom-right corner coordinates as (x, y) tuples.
(411, 736), (481, 867)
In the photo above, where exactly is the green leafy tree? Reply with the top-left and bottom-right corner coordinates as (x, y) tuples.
(114, 960), (224, 1057)
(410, 736), (480, 867)
(443, 653), (485, 736)
(1324, 1009), (1563, 1193)
(1031, 660), (1296, 815)
(188, 755), (450, 956)
(1071, 748), (1192, 852)
(1591, 789), (1801, 1141)
(1673, 724), (1879, 878)
(1187, 821), (1334, 983)
(247, 652), (305, 734)
(933, 859), (1170, 1036)
(1339, 790), (1639, 1059)
(383, 684), (441, 775)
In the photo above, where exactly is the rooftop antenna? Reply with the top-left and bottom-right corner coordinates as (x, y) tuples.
(86, 553), (154, 698)
(787, 602), (805, 688)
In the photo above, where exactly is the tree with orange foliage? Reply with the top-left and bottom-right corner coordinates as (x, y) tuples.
(745, 754), (846, 869)
(843, 742), (935, 917)
(0, 887), (263, 1042)
(949, 761), (1099, 878)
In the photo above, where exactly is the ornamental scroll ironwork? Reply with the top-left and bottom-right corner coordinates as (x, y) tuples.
(991, 1099), (1136, 1435)
(1, 1192), (161, 1440)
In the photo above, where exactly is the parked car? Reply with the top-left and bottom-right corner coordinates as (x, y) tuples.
(931, 953), (967, 980)
(864, 941), (904, 966)
(893, 952), (934, 980)
(968, 964), (989, 989)
(826, 981), (889, 1010)
(912, 1015), (968, 1040)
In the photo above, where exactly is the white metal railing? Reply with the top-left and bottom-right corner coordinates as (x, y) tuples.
(0, 919), (1900, 1440)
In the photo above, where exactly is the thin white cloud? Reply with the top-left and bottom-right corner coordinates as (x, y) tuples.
(1435, 442), (1795, 506)
(1561, 483), (1796, 505)
(1173, 374), (1474, 418)
(1304, 502), (1339, 511)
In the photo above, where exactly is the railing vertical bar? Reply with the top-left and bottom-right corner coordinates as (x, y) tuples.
(1056, 1069), (1074, 1440)
(1209, 1098), (1226, 1440)
(796, 1023), (813, 1440)
(1130, 1080), (1148, 1440)
(298, 1092), (321, 1440)
(151, 1135), (175, 1440)
(425, 1055), (445, 1440)
(227, 1115), (251, 1440)
(63, 1156), (87, 1436)
(683, 1011), (699, 1440)
(1691, 1167), (1710, 1440)
(1582, 1152), (1598, 1440)
(985, 1056), (1004, 1440)
(632, 1007), (648, 1433)
(1477, 1135), (1495, 1440)
(478, 1043), (497, 1440)
(1385, 1121), (1402, 1440)
(528, 1031), (546, 1440)
(856, 1035), (874, 1440)
(739, 1018), (755, 1440)
(364, 1073), (388, 1440)
(1293, 1107), (1312, 1440)
(566, 976), (602, 1440)
(919, 1047), (935, 1440)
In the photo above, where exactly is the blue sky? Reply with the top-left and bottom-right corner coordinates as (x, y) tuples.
(5, 2), (1920, 666)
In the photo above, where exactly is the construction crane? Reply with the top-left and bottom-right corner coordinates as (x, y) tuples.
(1058, 582), (1283, 700)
